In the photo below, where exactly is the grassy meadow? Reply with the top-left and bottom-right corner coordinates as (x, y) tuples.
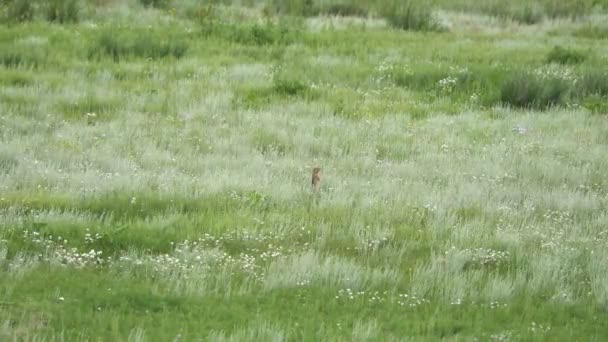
(1, 0), (608, 340)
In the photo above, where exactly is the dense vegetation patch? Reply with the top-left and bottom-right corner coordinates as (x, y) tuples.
(89, 28), (188, 62)
(2, 0), (608, 340)
(545, 46), (588, 65)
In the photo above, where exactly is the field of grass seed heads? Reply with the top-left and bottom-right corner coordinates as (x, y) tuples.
(1, 0), (608, 340)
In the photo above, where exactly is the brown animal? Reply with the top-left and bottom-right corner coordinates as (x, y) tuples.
(311, 167), (321, 192)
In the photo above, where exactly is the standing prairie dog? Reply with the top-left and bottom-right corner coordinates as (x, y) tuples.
(311, 167), (321, 192)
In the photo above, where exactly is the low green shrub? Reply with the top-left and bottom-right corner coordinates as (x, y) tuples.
(0, 69), (34, 86)
(203, 22), (299, 46)
(265, 0), (369, 17)
(1, 0), (81, 23)
(582, 95), (608, 114)
(574, 25), (608, 40)
(1, 0), (35, 23)
(437, 0), (597, 24)
(236, 24), (285, 45)
(251, 129), (294, 156)
(0, 149), (19, 173)
(507, 5), (543, 25)
(59, 94), (121, 121)
(546, 46), (587, 65)
(500, 72), (569, 109)
(238, 65), (317, 108)
(0, 46), (44, 68)
(463, 2), (543, 24)
(381, 1), (442, 32)
(391, 63), (608, 110)
(45, 0), (79, 23)
(139, 0), (171, 9)
(181, 2), (216, 25)
(239, 78), (315, 108)
(392, 66), (449, 90)
(324, 3), (368, 17)
(575, 71), (608, 97)
(542, 0), (597, 19)
(272, 78), (308, 96)
(89, 29), (188, 62)
(392, 64), (509, 107)
(265, 0), (317, 16)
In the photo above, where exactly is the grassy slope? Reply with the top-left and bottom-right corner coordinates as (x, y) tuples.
(1, 2), (608, 341)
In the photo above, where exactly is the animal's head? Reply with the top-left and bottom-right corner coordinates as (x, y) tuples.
(313, 167), (321, 175)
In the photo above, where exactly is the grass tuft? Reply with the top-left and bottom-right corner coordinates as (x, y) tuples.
(138, 0), (170, 9)
(500, 72), (569, 109)
(44, 0), (80, 23)
(251, 129), (294, 156)
(576, 70), (608, 97)
(324, 3), (368, 17)
(382, 1), (443, 31)
(89, 29), (188, 62)
(574, 25), (608, 40)
(265, 0), (317, 17)
(0, 46), (45, 69)
(1, 0), (35, 23)
(545, 46), (587, 65)
(2, 1), (608, 339)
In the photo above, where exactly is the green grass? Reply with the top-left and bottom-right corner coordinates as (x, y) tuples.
(545, 45), (588, 65)
(1, 1), (608, 340)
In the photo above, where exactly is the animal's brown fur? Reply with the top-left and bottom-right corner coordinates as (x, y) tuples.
(311, 167), (321, 192)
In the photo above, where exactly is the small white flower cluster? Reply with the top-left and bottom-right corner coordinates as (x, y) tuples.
(357, 237), (389, 252)
(437, 66), (471, 93)
(542, 209), (573, 226)
(489, 331), (513, 342)
(117, 231), (293, 282)
(196, 231), (291, 257)
(592, 230), (608, 246)
(565, 102), (580, 109)
(20, 229), (108, 267)
(84, 229), (102, 244)
(54, 247), (104, 267)
(539, 234), (566, 250)
(450, 299), (510, 309)
(449, 247), (510, 268)
(423, 203), (437, 212)
(25, 231), (100, 267)
(438, 76), (458, 92)
(120, 248), (267, 281)
(467, 248), (510, 267)
(372, 61), (396, 84)
(512, 124), (528, 134)
(484, 301), (508, 309)
(238, 252), (258, 276)
(396, 293), (429, 307)
(376, 61), (394, 74)
(14, 227), (307, 281)
(269, 64), (283, 79)
(308, 81), (336, 90)
(497, 215), (589, 251)
(449, 65), (470, 75)
(295, 279), (310, 287)
(22, 230), (67, 248)
(368, 291), (387, 303)
(533, 65), (577, 83)
(451, 298), (463, 305)
(469, 92), (479, 103)
(259, 245), (283, 261)
(529, 322), (551, 334)
(336, 288), (366, 300)
(470, 172), (515, 185)
(335, 289), (429, 307)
